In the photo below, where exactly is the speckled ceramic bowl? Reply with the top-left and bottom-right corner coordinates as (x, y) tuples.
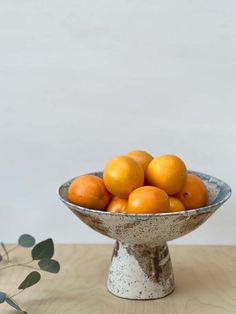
(58, 171), (231, 300)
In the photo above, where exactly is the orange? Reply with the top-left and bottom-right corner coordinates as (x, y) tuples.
(107, 197), (127, 213)
(126, 186), (169, 214)
(169, 197), (185, 212)
(146, 154), (187, 195)
(68, 175), (110, 210)
(175, 174), (208, 210)
(103, 156), (144, 198)
(127, 150), (153, 172)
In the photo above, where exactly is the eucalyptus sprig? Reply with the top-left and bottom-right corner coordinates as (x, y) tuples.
(0, 234), (60, 313)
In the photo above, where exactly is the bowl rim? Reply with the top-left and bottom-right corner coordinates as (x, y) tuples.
(57, 170), (232, 217)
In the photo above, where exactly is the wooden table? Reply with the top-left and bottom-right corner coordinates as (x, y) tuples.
(0, 245), (236, 314)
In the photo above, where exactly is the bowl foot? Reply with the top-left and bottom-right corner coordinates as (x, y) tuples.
(107, 241), (174, 300)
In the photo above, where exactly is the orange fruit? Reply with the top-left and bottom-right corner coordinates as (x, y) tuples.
(127, 150), (153, 172)
(169, 197), (185, 212)
(126, 186), (169, 214)
(103, 156), (144, 198)
(175, 174), (208, 210)
(107, 197), (127, 213)
(68, 175), (110, 210)
(146, 154), (187, 195)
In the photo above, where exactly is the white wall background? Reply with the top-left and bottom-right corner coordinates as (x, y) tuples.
(0, 0), (235, 244)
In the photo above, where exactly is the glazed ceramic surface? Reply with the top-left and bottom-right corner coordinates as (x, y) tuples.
(58, 170), (231, 299)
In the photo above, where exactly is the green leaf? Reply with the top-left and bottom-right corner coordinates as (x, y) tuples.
(0, 291), (6, 303)
(38, 259), (60, 273)
(0, 253), (2, 262)
(5, 296), (27, 313)
(31, 239), (54, 260)
(1, 242), (9, 261)
(18, 271), (41, 290)
(18, 234), (36, 248)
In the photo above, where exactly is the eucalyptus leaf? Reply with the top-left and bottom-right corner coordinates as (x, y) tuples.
(5, 297), (26, 313)
(18, 271), (41, 290)
(31, 239), (54, 260)
(0, 291), (6, 303)
(1, 242), (9, 261)
(18, 234), (35, 248)
(38, 259), (60, 273)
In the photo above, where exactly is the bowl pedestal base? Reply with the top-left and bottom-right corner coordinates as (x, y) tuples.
(107, 241), (175, 299)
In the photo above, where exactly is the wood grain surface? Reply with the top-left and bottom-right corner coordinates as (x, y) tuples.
(0, 245), (235, 314)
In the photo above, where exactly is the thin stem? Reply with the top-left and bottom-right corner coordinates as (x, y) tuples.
(1, 242), (9, 262)
(20, 260), (33, 265)
(9, 289), (24, 298)
(19, 264), (39, 270)
(0, 259), (38, 271)
(7, 245), (19, 254)
(0, 245), (19, 262)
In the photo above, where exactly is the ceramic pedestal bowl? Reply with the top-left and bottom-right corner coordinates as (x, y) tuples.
(58, 170), (231, 300)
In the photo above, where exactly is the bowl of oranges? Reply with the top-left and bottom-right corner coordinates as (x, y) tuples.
(58, 151), (231, 300)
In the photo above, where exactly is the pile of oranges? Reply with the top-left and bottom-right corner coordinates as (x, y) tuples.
(67, 150), (208, 214)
